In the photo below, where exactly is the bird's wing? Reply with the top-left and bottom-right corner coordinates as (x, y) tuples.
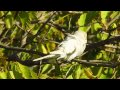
(61, 37), (76, 54)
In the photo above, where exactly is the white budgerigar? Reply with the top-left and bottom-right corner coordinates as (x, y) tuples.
(33, 30), (87, 62)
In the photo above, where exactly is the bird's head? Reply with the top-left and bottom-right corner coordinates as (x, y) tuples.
(74, 30), (87, 42)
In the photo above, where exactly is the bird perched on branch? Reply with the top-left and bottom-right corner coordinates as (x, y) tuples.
(33, 30), (87, 63)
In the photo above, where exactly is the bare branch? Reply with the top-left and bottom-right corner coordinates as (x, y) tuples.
(7, 54), (120, 68)
(0, 43), (46, 56)
(86, 35), (120, 51)
(72, 60), (120, 68)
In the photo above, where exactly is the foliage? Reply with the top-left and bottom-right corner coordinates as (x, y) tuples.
(0, 11), (120, 79)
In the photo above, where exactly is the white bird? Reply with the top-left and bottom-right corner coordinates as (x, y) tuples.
(33, 30), (87, 62)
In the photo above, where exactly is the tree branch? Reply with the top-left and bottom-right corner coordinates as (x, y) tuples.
(0, 26), (119, 67)
(7, 54), (120, 68)
(0, 43), (46, 56)
(85, 35), (120, 51)
(72, 60), (120, 68)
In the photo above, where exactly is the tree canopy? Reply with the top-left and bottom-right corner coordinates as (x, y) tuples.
(0, 11), (120, 79)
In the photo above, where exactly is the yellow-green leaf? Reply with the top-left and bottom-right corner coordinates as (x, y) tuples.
(17, 63), (31, 79)
(8, 71), (15, 79)
(0, 71), (7, 79)
(41, 64), (53, 74)
(72, 65), (82, 79)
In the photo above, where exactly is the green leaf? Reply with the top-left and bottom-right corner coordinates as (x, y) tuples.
(101, 50), (109, 61)
(110, 11), (119, 19)
(78, 12), (93, 32)
(0, 71), (7, 79)
(17, 63), (31, 79)
(8, 71), (15, 79)
(78, 13), (87, 31)
(93, 23), (102, 31)
(65, 65), (74, 78)
(99, 74), (107, 79)
(85, 11), (98, 26)
(78, 13), (87, 26)
(101, 11), (110, 29)
(41, 64), (53, 74)
(19, 12), (29, 28)
(11, 63), (23, 79)
(38, 44), (48, 54)
(91, 67), (103, 77)
(30, 70), (38, 79)
(19, 52), (30, 61)
(96, 52), (102, 59)
(28, 11), (37, 21)
(108, 68), (113, 75)
(4, 12), (13, 29)
(54, 64), (61, 76)
(96, 67), (103, 78)
(66, 75), (73, 79)
(46, 42), (56, 53)
(84, 68), (95, 79)
(39, 74), (49, 79)
(0, 11), (4, 17)
(80, 73), (89, 79)
(97, 33), (109, 40)
(101, 11), (110, 18)
(72, 65), (82, 79)
(10, 27), (18, 39)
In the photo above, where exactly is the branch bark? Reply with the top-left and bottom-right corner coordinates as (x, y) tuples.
(1, 33), (120, 67)
(7, 54), (120, 68)
(85, 35), (120, 51)
(0, 43), (46, 56)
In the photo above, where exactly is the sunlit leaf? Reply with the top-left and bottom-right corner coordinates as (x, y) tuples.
(30, 69), (38, 79)
(72, 65), (82, 79)
(101, 50), (110, 61)
(41, 64), (53, 74)
(101, 11), (110, 29)
(8, 71), (15, 79)
(4, 12), (13, 29)
(78, 13), (87, 26)
(9, 63), (23, 79)
(0, 11), (4, 17)
(0, 71), (7, 79)
(19, 12), (29, 28)
(39, 74), (49, 79)
(67, 75), (73, 79)
(97, 33), (109, 40)
(19, 52), (31, 61)
(96, 67), (103, 78)
(99, 73), (107, 79)
(93, 23), (102, 31)
(78, 13), (87, 31)
(96, 52), (102, 59)
(84, 68), (96, 79)
(17, 63), (31, 79)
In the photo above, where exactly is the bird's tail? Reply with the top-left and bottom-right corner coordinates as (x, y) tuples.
(33, 54), (56, 61)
